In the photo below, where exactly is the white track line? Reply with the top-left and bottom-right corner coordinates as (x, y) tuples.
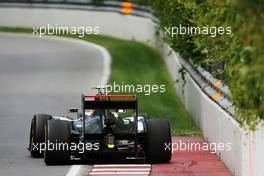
(89, 172), (149, 175)
(89, 164), (151, 176)
(66, 165), (82, 176)
(93, 164), (151, 167)
(92, 168), (151, 171)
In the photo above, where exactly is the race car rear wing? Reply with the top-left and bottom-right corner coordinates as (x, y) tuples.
(82, 95), (137, 110)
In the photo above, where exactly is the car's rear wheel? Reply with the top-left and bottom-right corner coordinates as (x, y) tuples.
(145, 118), (172, 163)
(44, 120), (71, 165)
(29, 114), (52, 158)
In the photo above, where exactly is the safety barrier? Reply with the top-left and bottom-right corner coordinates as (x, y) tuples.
(0, 2), (263, 176)
(0, 0), (157, 21)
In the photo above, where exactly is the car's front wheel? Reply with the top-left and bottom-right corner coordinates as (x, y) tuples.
(29, 114), (52, 158)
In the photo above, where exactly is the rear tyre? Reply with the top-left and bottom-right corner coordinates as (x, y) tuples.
(44, 120), (71, 165)
(29, 114), (52, 158)
(146, 118), (172, 163)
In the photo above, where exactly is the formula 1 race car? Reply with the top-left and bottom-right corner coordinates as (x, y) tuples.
(28, 95), (171, 165)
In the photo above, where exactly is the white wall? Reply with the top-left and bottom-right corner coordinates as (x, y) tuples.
(1, 6), (263, 176)
(160, 44), (248, 176)
(0, 7), (157, 44)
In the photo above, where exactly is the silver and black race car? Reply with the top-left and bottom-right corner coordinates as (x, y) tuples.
(28, 95), (171, 165)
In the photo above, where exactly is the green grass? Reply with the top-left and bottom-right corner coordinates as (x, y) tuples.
(0, 27), (200, 135)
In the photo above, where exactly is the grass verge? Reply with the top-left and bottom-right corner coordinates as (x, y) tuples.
(0, 27), (200, 135)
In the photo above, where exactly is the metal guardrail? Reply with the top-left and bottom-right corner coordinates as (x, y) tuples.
(177, 56), (235, 117)
(0, 0), (235, 118)
(0, 0), (157, 20)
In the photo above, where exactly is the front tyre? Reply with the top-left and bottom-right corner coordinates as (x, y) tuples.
(146, 118), (172, 163)
(44, 120), (71, 165)
(29, 114), (52, 158)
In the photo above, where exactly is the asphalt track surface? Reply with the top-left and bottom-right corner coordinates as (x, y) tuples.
(0, 33), (108, 176)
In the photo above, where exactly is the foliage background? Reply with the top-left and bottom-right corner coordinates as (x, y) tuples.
(148, 0), (264, 129)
